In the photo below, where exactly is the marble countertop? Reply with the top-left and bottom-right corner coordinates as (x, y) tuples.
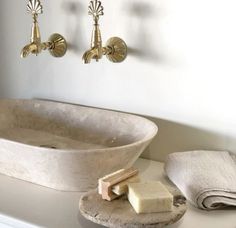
(0, 158), (235, 228)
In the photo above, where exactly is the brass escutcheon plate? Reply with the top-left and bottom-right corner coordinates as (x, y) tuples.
(48, 33), (67, 57)
(106, 37), (127, 63)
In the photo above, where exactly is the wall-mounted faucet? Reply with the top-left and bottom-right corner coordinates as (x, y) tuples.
(21, 0), (67, 58)
(83, 0), (127, 64)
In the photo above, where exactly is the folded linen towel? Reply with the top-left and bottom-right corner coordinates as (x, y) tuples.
(165, 150), (236, 210)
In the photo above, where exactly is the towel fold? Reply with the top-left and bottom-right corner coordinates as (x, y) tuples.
(165, 150), (236, 210)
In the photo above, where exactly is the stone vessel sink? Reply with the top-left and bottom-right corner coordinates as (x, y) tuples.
(0, 99), (158, 191)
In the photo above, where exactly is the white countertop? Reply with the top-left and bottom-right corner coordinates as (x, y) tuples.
(0, 158), (235, 228)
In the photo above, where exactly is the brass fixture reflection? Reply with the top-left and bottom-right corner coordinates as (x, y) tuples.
(83, 0), (127, 64)
(21, 0), (67, 58)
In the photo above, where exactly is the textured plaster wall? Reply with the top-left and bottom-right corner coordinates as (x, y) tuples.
(0, 0), (236, 161)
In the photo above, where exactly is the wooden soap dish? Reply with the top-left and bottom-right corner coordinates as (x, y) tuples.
(79, 186), (187, 228)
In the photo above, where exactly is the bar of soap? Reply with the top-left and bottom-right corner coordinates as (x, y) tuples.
(128, 181), (173, 214)
(112, 175), (140, 196)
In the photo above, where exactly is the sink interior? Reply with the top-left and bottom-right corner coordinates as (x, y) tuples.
(0, 128), (108, 150)
(0, 100), (155, 150)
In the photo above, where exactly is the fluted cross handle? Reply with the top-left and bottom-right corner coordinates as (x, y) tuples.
(27, 0), (43, 20)
(88, 0), (104, 24)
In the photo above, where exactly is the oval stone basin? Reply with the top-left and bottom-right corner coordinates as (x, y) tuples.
(0, 99), (158, 191)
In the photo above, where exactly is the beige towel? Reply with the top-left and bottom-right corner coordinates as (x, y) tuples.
(165, 150), (236, 210)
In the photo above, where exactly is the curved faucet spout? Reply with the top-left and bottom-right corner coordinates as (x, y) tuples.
(82, 48), (99, 64)
(21, 43), (38, 58)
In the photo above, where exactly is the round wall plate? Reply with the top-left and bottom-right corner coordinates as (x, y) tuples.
(106, 37), (127, 63)
(48, 33), (67, 57)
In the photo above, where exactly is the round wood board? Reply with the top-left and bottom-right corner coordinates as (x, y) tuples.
(79, 186), (187, 228)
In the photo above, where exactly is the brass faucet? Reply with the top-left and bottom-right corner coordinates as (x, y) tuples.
(83, 0), (127, 64)
(21, 0), (67, 58)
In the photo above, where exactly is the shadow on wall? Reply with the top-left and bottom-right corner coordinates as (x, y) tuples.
(124, 2), (166, 64)
(141, 116), (236, 162)
(61, 0), (86, 54)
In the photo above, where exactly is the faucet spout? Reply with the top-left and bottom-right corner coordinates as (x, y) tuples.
(82, 48), (99, 64)
(21, 43), (38, 58)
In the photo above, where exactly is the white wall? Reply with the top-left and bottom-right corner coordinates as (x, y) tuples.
(0, 0), (236, 161)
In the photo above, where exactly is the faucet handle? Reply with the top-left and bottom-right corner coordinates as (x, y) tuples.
(27, 0), (43, 17)
(88, 0), (104, 24)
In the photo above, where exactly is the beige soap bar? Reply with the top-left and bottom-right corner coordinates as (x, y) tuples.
(112, 175), (140, 196)
(128, 181), (173, 214)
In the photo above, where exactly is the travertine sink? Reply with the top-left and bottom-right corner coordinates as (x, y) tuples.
(0, 99), (158, 191)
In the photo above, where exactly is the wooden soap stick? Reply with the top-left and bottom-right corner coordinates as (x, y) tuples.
(112, 175), (140, 196)
(98, 167), (139, 201)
